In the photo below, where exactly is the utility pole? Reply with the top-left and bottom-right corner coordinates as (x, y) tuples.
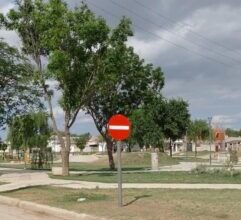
(208, 117), (212, 166)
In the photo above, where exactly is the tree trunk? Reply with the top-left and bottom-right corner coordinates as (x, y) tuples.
(128, 143), (132, 152)
(61, 149), (70, 176)
(195, 141), (197, 158)
(169, 140), (172, 157)
(160, 146), (165, 153)
(106, 138), (115, 170)
(195, 140), (200, 158)
(61, 125), (71, 176)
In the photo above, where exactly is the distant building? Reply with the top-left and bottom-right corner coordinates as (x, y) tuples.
(225, 137), (241, 151)
(47, 135), (80, 153)
(98, 141), (107, 152)
(83, 136), (101, 153)
(213, 128), (225, 151)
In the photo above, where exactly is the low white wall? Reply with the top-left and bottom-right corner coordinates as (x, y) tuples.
(193, 144), (216, 152)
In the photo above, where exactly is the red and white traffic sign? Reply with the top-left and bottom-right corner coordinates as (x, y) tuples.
(107, 114), (131, 141)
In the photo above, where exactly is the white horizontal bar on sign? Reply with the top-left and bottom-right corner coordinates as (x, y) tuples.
(109, 125), (129, 130)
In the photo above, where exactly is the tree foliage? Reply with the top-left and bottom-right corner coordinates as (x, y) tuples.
(187, 120), (210, 143)
(129, 101), (164, 151)
(163, 99), (190, 140)
(75, 133), (91, 151)
(225, 128), (241, 137)
(129, 98), (190, 155)
(187, 119), (210, 156)
(7, 112), (51, 151)
(0, 40), (41, 127)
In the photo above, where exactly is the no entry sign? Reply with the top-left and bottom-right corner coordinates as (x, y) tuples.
(108, 114), (131, 141)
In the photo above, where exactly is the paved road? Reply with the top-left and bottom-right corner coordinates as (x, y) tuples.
(0, 204), (63, 220)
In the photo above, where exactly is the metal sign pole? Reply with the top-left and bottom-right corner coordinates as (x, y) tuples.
(208, 117), (212, 166)
(117, 140), (122, 207)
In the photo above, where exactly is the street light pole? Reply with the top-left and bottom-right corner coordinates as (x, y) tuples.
(208, 117), (212, 166)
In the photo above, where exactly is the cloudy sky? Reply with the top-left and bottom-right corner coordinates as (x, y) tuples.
(1, 0), (241, 138)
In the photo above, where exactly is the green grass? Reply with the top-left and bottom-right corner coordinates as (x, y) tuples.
(0, 152), (176, 171)
(2, 186), (241, 220)
(68, 152), (182, 171)
(50, 170), (241, 184)
(174, 150), (211, 157)
(0, 152), (208, 171)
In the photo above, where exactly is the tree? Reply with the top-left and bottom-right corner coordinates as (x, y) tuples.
(85, 18), (165, 169)
(129, 105), (164, 152)
(75, 133), (91, 151)
(7, 112), (51, 162)
(162, 99), (190, 157)
(187, 119), (210, 157)
(225, 128), (241, 137)
(1, 0), (109, 175)
(0, 40), (41, 128)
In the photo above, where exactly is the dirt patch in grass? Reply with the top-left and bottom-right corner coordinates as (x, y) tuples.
(1, 186), (241, 220)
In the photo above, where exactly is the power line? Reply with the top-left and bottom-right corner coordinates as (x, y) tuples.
(133, 0), (241, 59)
(87, 0), (241, 71)
(109, 0), (241, 66)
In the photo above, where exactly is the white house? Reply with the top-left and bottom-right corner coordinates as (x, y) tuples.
(47, 135), (80, 153)
(83, 136), (99, 153)
(82, 136), (107, 153)
(98, 141), (107, 152)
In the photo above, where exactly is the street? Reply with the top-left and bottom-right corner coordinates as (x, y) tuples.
(0, 204), (62, 220)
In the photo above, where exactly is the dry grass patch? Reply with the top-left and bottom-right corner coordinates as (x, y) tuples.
(2, 186), (241, 220)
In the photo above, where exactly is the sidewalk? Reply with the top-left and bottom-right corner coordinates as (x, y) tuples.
(2, 171), (241, 192)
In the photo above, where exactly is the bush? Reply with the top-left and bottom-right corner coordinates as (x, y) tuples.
(191, 164), (208, 174)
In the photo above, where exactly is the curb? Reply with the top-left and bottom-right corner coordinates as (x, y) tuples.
(0, 195), (106, 220)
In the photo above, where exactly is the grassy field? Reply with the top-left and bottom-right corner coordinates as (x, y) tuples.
(2, 186), (241, 220)
(0, 152), (208, 171)
(174, 150), (212, 157)
(50, 170), (241, 184)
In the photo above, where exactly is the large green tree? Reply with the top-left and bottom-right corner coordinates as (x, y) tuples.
(129, 98), (190, 156)
(1, 0), (110, 175)
(129, 98), (166, 152)
(161, 99), (190, 157)
(0, 40), (41, 128)
(187, 119), (210, 157)
(85, 18), (165, 169)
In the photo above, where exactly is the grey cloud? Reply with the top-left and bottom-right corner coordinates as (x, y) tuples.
(1, 0), (241, 138)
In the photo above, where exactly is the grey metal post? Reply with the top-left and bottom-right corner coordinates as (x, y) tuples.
(208, 117), (212, 166)
(117, 141), (122, 207)
(185, 128), (188, 160)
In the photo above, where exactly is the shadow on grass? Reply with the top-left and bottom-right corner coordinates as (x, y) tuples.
(124, 195), (152, 206)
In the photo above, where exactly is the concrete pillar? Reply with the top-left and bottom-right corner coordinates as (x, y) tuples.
(151, 152), (159, 170)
